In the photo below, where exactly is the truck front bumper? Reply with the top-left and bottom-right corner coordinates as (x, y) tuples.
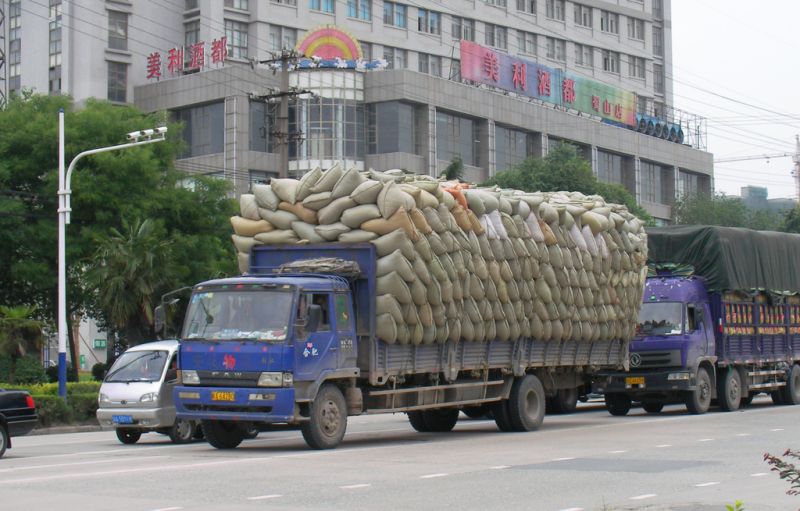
(174, 386), (296, 423)
(593, 369), (698, 399)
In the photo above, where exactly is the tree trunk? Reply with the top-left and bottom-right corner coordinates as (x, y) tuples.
(66, 314), (79, 381)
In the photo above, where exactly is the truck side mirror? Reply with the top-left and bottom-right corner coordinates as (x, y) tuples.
(306, 304), (322, 334)
(154, 305), (166, 338)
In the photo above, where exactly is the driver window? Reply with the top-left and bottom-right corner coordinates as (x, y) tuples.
(300, 293), (331, 332)
(687, 304), (697, 331)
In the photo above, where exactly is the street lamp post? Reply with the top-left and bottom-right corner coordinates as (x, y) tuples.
(57, 109), (167, 399)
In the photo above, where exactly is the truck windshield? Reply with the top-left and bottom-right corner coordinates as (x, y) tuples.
(182, 289), (293, 342)
(637, 302), (684, 336)
(105, 350), (168, 383)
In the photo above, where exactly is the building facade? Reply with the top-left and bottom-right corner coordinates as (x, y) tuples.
(2, 0), (712, 223)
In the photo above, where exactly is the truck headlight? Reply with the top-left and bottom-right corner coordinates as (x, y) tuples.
(139, 392), (159, 403)
(257, 372), (283, 387)
(181, 370), (200, 384)
(667, 372), (691, 381)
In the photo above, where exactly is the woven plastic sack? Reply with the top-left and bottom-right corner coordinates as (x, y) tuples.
(340, 204), (381, 229)
(318, 197), (357, 225)
(270, 178), (300, 204)
(237, 252), (249, 273)
(231, 234), (260, 253)
(315, 223), (351, 241)
(350, 179), (383, 204)
(254, 229), (299, 244)
(240, 194), (260, 220)
(291, 221), (326, 243)
(309, 162), (342, 194)
(279, 201), (317, 224)
(296, 167), (322, 201)
(338, 230), (378, 243)
(376, 294), (404, 324)
(376, 313), (398, 343)
(230, 216), (273, 237)
(259, 208), (299, 230)
(302, 191), (334, 211)
(376, 271), (413, 304)
(377, 249), (416, 282)
(377, 181), (416, 219)
(409, 208), (432, 235)
(252, 184), (280, 211)
(361, 207), (420, 242)
(331, 166), (367, 199)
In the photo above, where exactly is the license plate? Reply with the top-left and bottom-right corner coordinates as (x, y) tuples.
(626, 376), (645, 386)
(211, 391), (235, 402)
(112, 415), (133, 424)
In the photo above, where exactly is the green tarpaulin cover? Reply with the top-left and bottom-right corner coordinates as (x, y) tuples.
(646, 225), (800, 293)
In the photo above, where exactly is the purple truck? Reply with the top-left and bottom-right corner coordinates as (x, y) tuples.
(595, 225), (800, 415)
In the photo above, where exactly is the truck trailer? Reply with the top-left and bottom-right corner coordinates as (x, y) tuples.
(596, 225), (800, 415)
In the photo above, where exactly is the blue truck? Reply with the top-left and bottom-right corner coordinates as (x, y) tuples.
(595, 225), (800, 415)
(167, 243), (634, 449)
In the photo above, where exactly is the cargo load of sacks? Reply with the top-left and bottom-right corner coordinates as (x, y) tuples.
(230, 163), (648, 345)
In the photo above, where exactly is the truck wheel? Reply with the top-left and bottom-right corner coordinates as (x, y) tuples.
(461, 405), (490, 419)
(422, 409), (460, 432)
(642, 401), (664, 414)
(781, 364), (800, 405)
(0, 425), (7, 458)
(685, 367), (712, 414)
(548, 388), (579, 414)
(301, 384), (347, 450)
(115, 428), (142, 445)
(168, 419), (195, 444)
(717, 369), (742, 412)
(740, 393), (754, 406)
(243, 424), (260, 439)
(491, 400), (515, 432)
(202, 420), (244, 449)
(507, 374), (546, 432)
(605, 393), (631, 416)
(407, 411), (430, 432)
(771, 391), (785, 405)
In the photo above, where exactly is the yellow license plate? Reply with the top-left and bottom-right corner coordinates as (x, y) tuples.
(211, 391), (235, 401)
(626, 376), (645, 386)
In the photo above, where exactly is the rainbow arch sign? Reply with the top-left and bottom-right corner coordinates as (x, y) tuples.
(296, 25), (363, 60)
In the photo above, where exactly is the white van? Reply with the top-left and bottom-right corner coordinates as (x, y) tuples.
(96, 340), (201, 444)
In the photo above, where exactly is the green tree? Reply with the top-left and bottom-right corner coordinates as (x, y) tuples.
(441, 157), (464, 181)
(782, 206), (800, 233)
(672, 192), (783, 231)
(0, 305), (43, 358)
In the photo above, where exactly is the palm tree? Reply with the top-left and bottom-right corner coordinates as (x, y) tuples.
(88, 218), (173, 346)
(0, 305), (43, 358)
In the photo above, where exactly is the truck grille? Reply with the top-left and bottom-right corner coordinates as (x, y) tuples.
(196, 370), (261, 387)
(630, 350), (681, 368)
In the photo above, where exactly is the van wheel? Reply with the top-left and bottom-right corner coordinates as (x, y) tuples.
(0, 425), (8, 458)
(422, 409), (459, 432)
(169, 419), (195, 444)
(301, 384), (347, 449)
(115, 428), (142, 445)
(407, 411), (430, 432)
(781, 364), (800, 405)
(202, 420), (244, 449)
(717, 369), (741, 411)
(507, 375), (546, 432)
(685, 367), (712, 414)
(605, 393), (632, 416)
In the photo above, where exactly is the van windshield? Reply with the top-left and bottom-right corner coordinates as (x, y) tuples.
(182, 289), (293, 342)
(105, 350), (169, 383)
(637, 302), (684, 336)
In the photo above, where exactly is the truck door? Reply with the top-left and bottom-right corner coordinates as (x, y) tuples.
(688, 302), (712, 355)
(294, 292), (337, 381)
(333, 293), (357, 369)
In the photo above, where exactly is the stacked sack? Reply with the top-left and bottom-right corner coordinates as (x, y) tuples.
(229, 162), (648, 345)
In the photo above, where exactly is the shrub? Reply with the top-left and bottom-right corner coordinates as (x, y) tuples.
(33, 395), (73, 427)
(13, 355), (48, 384)
(0, 356), (11, 383)
(46, 363), (78, 383)
(70, 393), (100, 422)
(91, 362), (107, 382)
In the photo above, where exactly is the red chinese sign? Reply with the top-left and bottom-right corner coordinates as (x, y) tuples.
(146, 36), (228, 80)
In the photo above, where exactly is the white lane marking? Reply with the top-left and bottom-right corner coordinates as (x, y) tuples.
(247, 495), (282, 500)
(557, 508), (584, 511)
(750, 473), (768, 477)
(608, 450), (628, 454)
(630, 494), (657, 500)
(0, 456), (167, 473)
(697, 438), (714, 442)
(695, 482), (719, 487)
(656, 444), (672, 448)
(340, 484), (371, 489)
(489, 465), (509, 470)
(735, 433), (751, 437)
(551, 457), (576, 462)
(420, 473), (448, 479)
(771, 428), (784, 432)
(148, 507), (183, 511)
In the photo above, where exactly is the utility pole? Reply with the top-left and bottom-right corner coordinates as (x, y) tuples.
(250, 49), (313, 178)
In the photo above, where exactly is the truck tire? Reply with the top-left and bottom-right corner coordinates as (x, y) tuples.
(781, 364), (800, 405)
(115, 428), (142, 445)
(243, 424), (260, 439)
(461, 405), (490, 419)
(642, 401), (664, 414)
(771, 391), (785, 405)
(0, 424), (7, 458)
(301, 384), (347, 450)
(547, 388), (579, 414)
(407, 411), (430, 432)
(740, 393), (754, 406)
(491, 400), (515, 432)
(168, 418), (195, 444)
(717, 369), (742, 412)
(202, 420), (244, 449)
(605, 393), (631, 416)
(422, 409), (460, 432)
(507, 375), (546, 432)
(685, 367), (712, 414)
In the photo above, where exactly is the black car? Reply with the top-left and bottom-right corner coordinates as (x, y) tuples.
(0, 389), (38, 458)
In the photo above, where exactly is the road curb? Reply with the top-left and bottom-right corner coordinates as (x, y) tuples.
(29, 423), (104, 435)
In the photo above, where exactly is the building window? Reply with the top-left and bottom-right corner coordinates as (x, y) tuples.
(436, 112), (477, 166)
(600, 10), (618, 34)
(225, 20), (248, 58)
(384, 1), (407, 28)
(545, 0), (564, 20)
(224, 0), (249, 9)
(9, 0), (21, 85)
(249, 170), (279, 188)
(495, 126), (529, 173)
(49, 1), (62, 69)
(107, 61), (128, 102)
(347, 0), (371, 20)
(484, 0), (507, 7)
(269, 25), (297, 51)
(173, 102), (225, 158)
(653, 26), (663, 57)
(574, 4), (592, 27)
(640, 161), (664, 204)
(652, 0), (663, 19)
(575, 43), (593, 67)
(628, 17), (645, 40)
(597, 150), (624, 186)
(108, 11), (128, 51)
(629, 56), (645, 79)
(310, 0), (335, 13)
(272, 0), (297, 4)
(362, 42), (373, 61)
(485, 24), (508, 50)
(451, 16), (475, 41)
(185, 0), (199, 9)
(418, 9), (441, 34)
(653, 63), (664, 93)
(602, 50), (619, 73)
(418, 53), (441, 77)
(516, 0), (535, 15)
(450, 59), (461, 81)
(517, 31), (536, 55)
(546, 37), (565, 61)
(367, 102), (416, 154)
(185, 21), (200, 48)
(383, 46), (407, 69)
